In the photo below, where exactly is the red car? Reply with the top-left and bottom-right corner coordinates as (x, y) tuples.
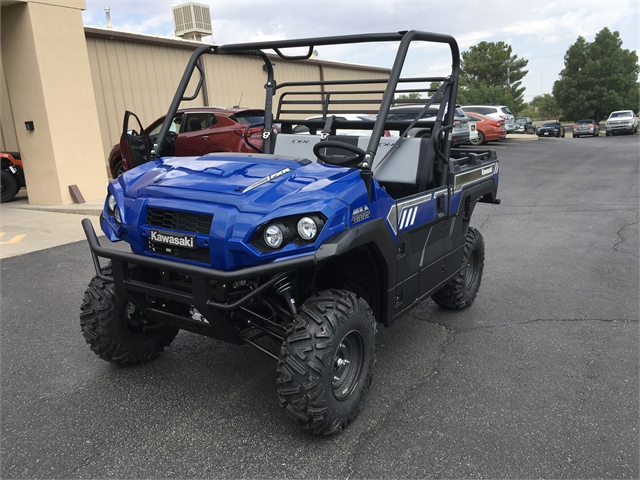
(110, 107), (266, 177)
(465, 112), (507, 145)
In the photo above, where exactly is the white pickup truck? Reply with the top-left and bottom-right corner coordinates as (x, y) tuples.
(605, 110), (638, 136)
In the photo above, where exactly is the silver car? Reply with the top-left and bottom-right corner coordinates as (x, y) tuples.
(572, 119), (599, 138)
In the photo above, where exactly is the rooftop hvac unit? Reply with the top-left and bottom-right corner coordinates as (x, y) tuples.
(172, 2), (212, 41)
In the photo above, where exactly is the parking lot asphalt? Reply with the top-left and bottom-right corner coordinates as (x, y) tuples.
(1, 133), (638, 479)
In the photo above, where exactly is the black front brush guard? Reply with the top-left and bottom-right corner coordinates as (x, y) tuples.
(82, 218), (317, 345)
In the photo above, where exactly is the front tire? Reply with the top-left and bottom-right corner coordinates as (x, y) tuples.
(111, 158), (125, 178)
(80, 266), (179, 366)
(432, 227), (485, 310)
(277, 290), (376, 435)
(1, 169), (20, 203)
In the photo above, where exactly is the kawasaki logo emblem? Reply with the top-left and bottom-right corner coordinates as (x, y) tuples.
(150, 230), (195, 249)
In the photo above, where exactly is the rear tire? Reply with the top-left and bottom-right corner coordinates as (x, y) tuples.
(80, 266), (179, 366)
(1, 169), (20, 203)
(470, 131), (485, 145)
(277, 290), (376, 435)
(432, 227), (485, 310)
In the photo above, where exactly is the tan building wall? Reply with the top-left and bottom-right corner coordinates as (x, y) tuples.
(1, 1), (108, 205)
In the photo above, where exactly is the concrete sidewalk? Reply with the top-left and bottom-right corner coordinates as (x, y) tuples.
(0, 190), (103, 259)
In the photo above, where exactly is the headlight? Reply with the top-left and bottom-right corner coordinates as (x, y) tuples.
(297, 217), (318, 241)
(107, 193), (117, 215)
(264, 224), (285, 249)
(107, 192), (122, 226)
(114, 206), (122, 225)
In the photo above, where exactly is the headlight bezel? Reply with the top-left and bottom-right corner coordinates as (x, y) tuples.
(252, 213), (326, 252)
(106, 191), (123, 227)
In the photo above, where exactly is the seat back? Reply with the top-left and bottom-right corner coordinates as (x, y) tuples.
(272, 134), (323, 160)
(273, 134), (434, 188)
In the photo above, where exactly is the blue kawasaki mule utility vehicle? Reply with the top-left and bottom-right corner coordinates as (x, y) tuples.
(80, 31), (500, 435)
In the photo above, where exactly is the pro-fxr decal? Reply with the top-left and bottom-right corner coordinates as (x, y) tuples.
(454, 162), (498, 192)
(352, 205), (371, 224)
(398, 206), (418, 231)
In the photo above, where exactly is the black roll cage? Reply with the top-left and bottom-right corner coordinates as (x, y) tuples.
(151, 30), (460, 190)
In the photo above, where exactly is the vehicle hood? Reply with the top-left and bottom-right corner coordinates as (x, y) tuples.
(119, 152), (361, 212)
(606, 113), (634, 122)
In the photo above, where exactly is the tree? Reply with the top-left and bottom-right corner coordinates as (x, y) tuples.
(457, 41), (529, 113)
(526, 94), (562, 120)
(395, 92), (422, 101)
(553, 27), (639, 122)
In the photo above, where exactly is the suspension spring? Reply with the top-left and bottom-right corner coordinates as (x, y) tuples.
(274, 277), (297, 317)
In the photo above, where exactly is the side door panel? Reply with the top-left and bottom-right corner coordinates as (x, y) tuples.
(393, 187), (449, 315)
(175, 112), (215, 156)
(120, 111), (148, 170)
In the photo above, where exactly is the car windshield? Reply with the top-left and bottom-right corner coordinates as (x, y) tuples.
(609, 111), (631, 118)
(576, 120), (593, 125)
(542, 123), (558, 128)
(514, 118), (527, 124)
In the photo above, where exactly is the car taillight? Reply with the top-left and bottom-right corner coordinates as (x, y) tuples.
(573, 125), (578, 130)
(589, 124), (594, 128)
(234, 128), (263, 147)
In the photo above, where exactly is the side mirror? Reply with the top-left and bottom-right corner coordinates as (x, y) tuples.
(127, 129), (138, 136)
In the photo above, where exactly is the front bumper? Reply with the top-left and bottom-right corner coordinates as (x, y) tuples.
(606, 124), (634, 133)
(82, 216), (395, 339)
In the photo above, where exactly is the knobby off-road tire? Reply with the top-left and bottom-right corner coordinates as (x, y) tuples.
(277, 290), (376, 435)
(1, 169), (20, 203)
(80, 266), (179, 366)
(432, 227), (485, 310)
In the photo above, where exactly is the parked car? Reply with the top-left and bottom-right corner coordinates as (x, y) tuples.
(604, 110), (638, 136)
(514, 117), (537, 134)
(537, 122), (565, 138)
(461, 105), (515, 133)
(464, 112), (507, 145)
(109, 107), (267, 178)
(1, 151), (26, 203)
(386, 104), (471, 145)
(573, 119), (599, 138)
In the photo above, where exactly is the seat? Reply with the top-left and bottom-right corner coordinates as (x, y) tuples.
(188, 118), (202, 132)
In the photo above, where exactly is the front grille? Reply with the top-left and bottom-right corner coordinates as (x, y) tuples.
(147, 239), (210, 264)
(147, 208), (213, 234)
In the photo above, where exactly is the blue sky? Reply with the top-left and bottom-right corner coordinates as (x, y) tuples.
(82, 0), (639, 102)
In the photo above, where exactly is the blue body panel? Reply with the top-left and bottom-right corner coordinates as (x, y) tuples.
(102, 153), (397, 270)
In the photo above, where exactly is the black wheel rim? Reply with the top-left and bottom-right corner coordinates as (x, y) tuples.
(332, 331), (364, 401)
(464, 250), (478, 291)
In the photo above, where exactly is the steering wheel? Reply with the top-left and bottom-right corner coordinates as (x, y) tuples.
(312, 140), (366, 167)
(243, 123), (265, 153)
